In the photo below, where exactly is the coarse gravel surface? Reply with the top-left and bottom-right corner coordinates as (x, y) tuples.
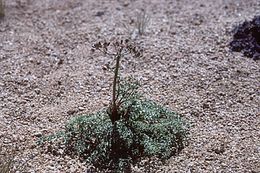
(0, 0), (259, 172)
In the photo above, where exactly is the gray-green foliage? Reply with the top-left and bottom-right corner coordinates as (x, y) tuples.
(38, 79), (188, 171)
(59, 79), (188, 170)
(39, 39), (189, 171)
(65, 110), (113, 164)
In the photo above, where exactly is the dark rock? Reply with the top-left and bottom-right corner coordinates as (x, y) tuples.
(229, 15), (260, 60)
(95, 11), (105, 17)
(67, 109), (76, 115)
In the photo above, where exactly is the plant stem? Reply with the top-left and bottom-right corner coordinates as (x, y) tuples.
(111, 52), (121, 123)
(112, 54), (120, 107)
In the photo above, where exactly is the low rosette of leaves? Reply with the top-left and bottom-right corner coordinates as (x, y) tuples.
(38, 39), (189, 172)
(63, 78), (188, 171)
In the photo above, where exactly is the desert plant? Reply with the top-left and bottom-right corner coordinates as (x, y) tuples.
(135, 10), (150, 36)
(92, 39), (142, 125)
(64, 97), (188, 171)
(0, 156), (14, 173)
(123, 10), (150, 39)
(39, 39), (188, 172)
(0, 145), (39, 173)
(0, 0), (4, 18)
(0, 147), (15, 173)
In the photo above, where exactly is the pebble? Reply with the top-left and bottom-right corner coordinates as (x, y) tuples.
(78, 107), (85, 111)
(33, 132), (42, 137)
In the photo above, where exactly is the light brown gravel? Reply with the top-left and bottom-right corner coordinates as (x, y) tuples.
(0, 0), (259, 172)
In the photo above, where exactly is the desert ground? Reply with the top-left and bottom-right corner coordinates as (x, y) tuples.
(0, 0), (259, 172)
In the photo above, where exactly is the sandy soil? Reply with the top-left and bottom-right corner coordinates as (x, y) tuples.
(0, 0), (259, 172)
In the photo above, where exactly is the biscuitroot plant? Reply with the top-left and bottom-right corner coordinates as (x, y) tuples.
(38, 39), (189, 172)
(92, 39), (142, 125)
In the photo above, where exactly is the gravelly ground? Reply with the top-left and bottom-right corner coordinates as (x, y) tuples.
(0, 0), (259, 172)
